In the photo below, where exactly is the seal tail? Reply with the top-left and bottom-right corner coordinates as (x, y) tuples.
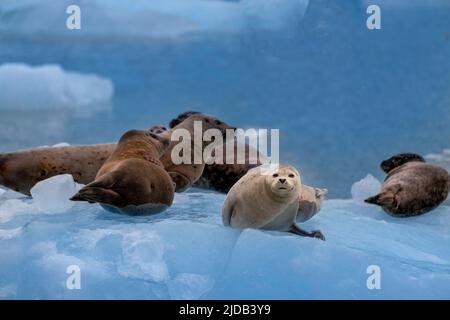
(364, 194), (382, 205)
(365, 192), (397, 210)
(70, 186), (123, 205)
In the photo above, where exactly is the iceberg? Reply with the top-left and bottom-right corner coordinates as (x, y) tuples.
(0, 63), (113, 113)
(0, 0), (309, 40)
(30, 174), (83, 214)
(0, 174), (449, 299)
(351, 174), (382, 202)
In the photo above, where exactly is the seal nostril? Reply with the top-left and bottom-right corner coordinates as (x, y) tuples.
(279, 178), (286, 184)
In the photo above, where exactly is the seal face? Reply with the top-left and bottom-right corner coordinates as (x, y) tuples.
(365, 153), (450, 216)
(70, 126), (175, 215)
(222, 164), (325, 240)
(380, 153), (425, 174)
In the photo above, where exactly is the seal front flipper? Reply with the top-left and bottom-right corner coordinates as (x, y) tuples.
(289, 224), (325, 241)
(169, 171), (191, 192)
(70, 186), (125, 206)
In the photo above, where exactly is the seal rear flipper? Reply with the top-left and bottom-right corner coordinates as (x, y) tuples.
(289, 224), (325, 241)
(222, 201), (235, 226)
(70, 186), (125, 206)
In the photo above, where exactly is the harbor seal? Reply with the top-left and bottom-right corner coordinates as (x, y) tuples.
(0, 143), (114, 195)
(70, 127), (174, 214)
(161, 112), (235, 192)
(222, 164), (325, 240)
(365, 153), (450, 216)
(169, 111), (264, 193)
(0, 111), (233, 195)
(194, 139), (266, 193)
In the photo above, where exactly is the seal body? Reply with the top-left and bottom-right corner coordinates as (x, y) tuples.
(0, 112), (234, 195)
(162, 113), (235, 192)
(0, 144), (114, 195)
(365, 153), (450, 216)
(71, 128), (174, 215)
(194, 139), (266, 193)
(222, 164), (325, 240)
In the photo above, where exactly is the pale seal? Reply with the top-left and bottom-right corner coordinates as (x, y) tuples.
(365, 153), (450, 216)
(222, 164), (325, 240)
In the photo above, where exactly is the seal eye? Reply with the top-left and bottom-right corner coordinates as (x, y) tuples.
(215, 120), (222, 125)
(272, 173), (279, 178)
(288, 174), (295, 178)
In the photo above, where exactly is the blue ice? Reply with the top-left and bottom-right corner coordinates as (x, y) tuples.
(0, 175), (449, 299)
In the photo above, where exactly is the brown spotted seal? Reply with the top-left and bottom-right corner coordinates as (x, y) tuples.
(168, 111), (268, 193)
(0, 143), (114, 195)
(222, 164), (325, 240)
(161, 112), (235, 192)
(365, 153), (450, 216)
(0, 112), (234, 195)
(70, 127), (174, 214)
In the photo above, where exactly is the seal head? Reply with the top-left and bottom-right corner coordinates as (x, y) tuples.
(381, 153), (425, 174)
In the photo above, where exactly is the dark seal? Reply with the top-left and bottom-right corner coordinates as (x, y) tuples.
(365, 153), (450, 216)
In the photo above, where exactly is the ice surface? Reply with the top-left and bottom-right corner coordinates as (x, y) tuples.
(0, 0), (309, 40)
(351, 174), (382, 202)
(30, 175), (83, 214)
(0, 182), (449, 299)
(0, 64), (113, 113)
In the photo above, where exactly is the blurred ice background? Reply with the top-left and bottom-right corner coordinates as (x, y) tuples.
(0, 0), (449, 197)
(0, 0), (450, 299)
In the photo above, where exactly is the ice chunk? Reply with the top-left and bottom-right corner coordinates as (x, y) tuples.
(52, 142), (71, 148)
(351, 174), (382, 202)
(0, 64), (113, 113)
(30, 174), (82, 213)
(167, 273), (214, 299)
